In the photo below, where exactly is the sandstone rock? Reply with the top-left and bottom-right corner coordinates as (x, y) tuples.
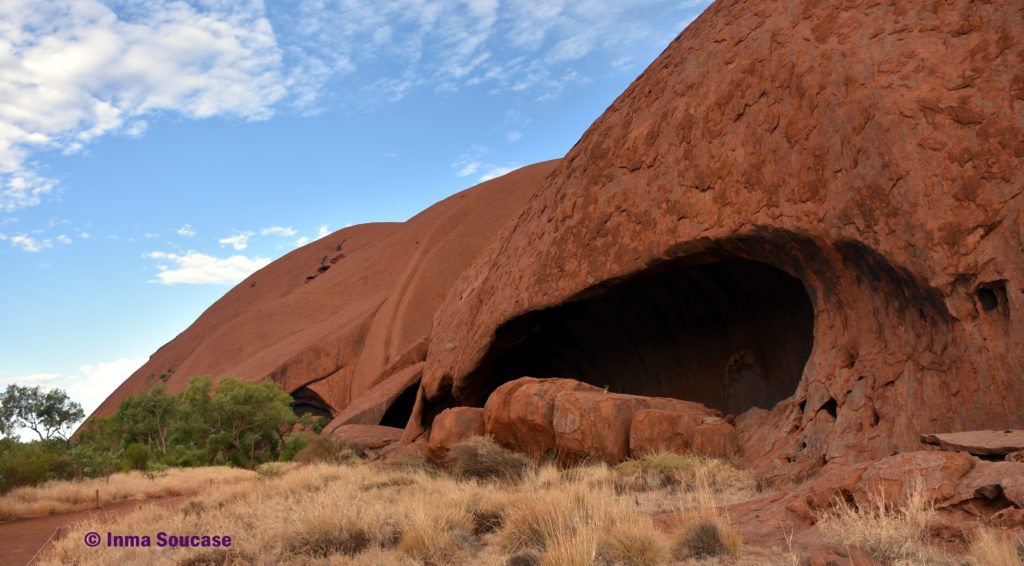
(852, 451), (977, 506)
(922, 430), (1024, 458)
(800, 544), (879, 566)
(324, 363), (423, 433)
(421, 0), (1024, 479)
(428, 407), (485, 460)
(91, 161), (558, 423)
(330, 424), (404, 456)
(629, 408), (737, 459)
(483, 377), (602, 460)
(1009, 450), (1024, 463)
(551, 390), (718, 463)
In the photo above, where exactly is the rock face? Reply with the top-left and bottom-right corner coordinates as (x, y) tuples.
(101, 0), (1024, 486)
(922, 430), (1024, 458)
(418, 0), (1024, 479)
(90, 162), (558, 428)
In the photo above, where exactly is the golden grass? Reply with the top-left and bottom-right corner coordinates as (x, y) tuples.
(816, 484), (948, 565)
(34, 447), (1004, 565)
(967, 528), (1024, 566)
(0, 466), (256, 521)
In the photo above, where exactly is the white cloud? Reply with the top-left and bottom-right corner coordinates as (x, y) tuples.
(147, 250), (270, 285)
(176, 224), (197, 237)
(295, 236), (309, 246)
(56, 233), (72, 244)
(316, 225), (330, 239)
(78, 231), (90, 239)
(505, 131), (522, 142)
(0, 0), (288, 212)
(0, 357), (148, 423)
(9, 234), (51, 252)
(457, 162), (481, 177)
(218, 231), (254, 250)
(478, 165), (519, 182)
(261, 226), (297, 237)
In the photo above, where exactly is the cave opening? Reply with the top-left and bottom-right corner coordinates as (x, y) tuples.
(460, 258), (815, 415)
(380, 383), (419, 429)
(291, 386), (334, 420)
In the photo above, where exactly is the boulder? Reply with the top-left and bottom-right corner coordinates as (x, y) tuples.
(483, 377), (602, 460)
(629, 408), (737, 459)
(428, 407), (485, 459)
(330, 424), (404, 457)
(551, 390), (722, 463)
(922, 430), (1024, 458)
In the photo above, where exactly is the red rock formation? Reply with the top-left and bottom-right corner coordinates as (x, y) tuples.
(91, 161), (559, 426)
(418, 0), (1024, 480)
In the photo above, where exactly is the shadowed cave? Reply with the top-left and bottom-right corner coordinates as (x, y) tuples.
(291, 386), (334, 419)
(460, 258), (815, 416)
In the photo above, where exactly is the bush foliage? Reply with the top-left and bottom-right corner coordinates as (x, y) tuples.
(0, 376), (310, 494)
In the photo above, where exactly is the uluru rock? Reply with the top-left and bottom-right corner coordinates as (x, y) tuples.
(427, 407), (485, 460)
(417, 0), (1024, 479)
(629, 408), (737, 459)
(551, 389), (722, 463)
(922, 430), (1024, 458)
(90, 161), (558, 429)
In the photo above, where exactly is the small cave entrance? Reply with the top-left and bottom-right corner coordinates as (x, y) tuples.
(461, 258), (815, 415)
(291, 386), (334, 420)
(379, 383), (419, 429)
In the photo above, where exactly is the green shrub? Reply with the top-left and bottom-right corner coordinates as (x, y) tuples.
(123, 443), (151, 471)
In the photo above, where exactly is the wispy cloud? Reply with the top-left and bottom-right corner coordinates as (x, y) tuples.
(0, 0), (287, 212)
(9, 234), (51, 252)
(478, 165), (519, 182)
(146, 251), (270, 285)
(0, 0), (713, 213)
(260, 226), (297, 237)
(219, 231), (255, 251)
(176, 224), (197, 238)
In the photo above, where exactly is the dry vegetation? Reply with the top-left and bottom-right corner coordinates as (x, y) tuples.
(33, 438), (1024, 565)
(0, 466), (256, 521)
(42, 439), (767, 565)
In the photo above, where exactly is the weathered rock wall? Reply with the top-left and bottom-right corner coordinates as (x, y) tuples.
(420, 0), (1024, 478)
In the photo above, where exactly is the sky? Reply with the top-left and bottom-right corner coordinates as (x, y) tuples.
(0, 0), (712, 421)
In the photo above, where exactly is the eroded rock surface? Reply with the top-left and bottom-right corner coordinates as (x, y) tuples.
(923, 430), (1024, 458)
(420, 0), (1024, 480)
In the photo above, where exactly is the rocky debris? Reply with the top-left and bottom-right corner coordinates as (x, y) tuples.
(725, 451), (1024, 556)
(922, 430), (1024, 458)
(428, 407), (485, 459)
(483, 377), (727, 463)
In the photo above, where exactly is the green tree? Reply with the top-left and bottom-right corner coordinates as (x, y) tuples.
(0, 385), (85, 441)
(203, 378), (296, 467)
(115, 385), (177, 456)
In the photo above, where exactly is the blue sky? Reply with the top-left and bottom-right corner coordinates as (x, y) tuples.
(0, 0), (711, 418)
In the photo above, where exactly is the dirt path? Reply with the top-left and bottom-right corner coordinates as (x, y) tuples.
(0, 496), (190, 566)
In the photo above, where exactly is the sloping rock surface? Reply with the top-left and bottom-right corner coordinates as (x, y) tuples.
(91, 161), (558, 423)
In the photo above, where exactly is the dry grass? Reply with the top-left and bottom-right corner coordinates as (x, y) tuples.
(0, 466), (256, 521)
(37, 447), (995, 565)
(967, 528), (1024, 566)
(816, 484), (946, 564)
(445, 436), (534, 482)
